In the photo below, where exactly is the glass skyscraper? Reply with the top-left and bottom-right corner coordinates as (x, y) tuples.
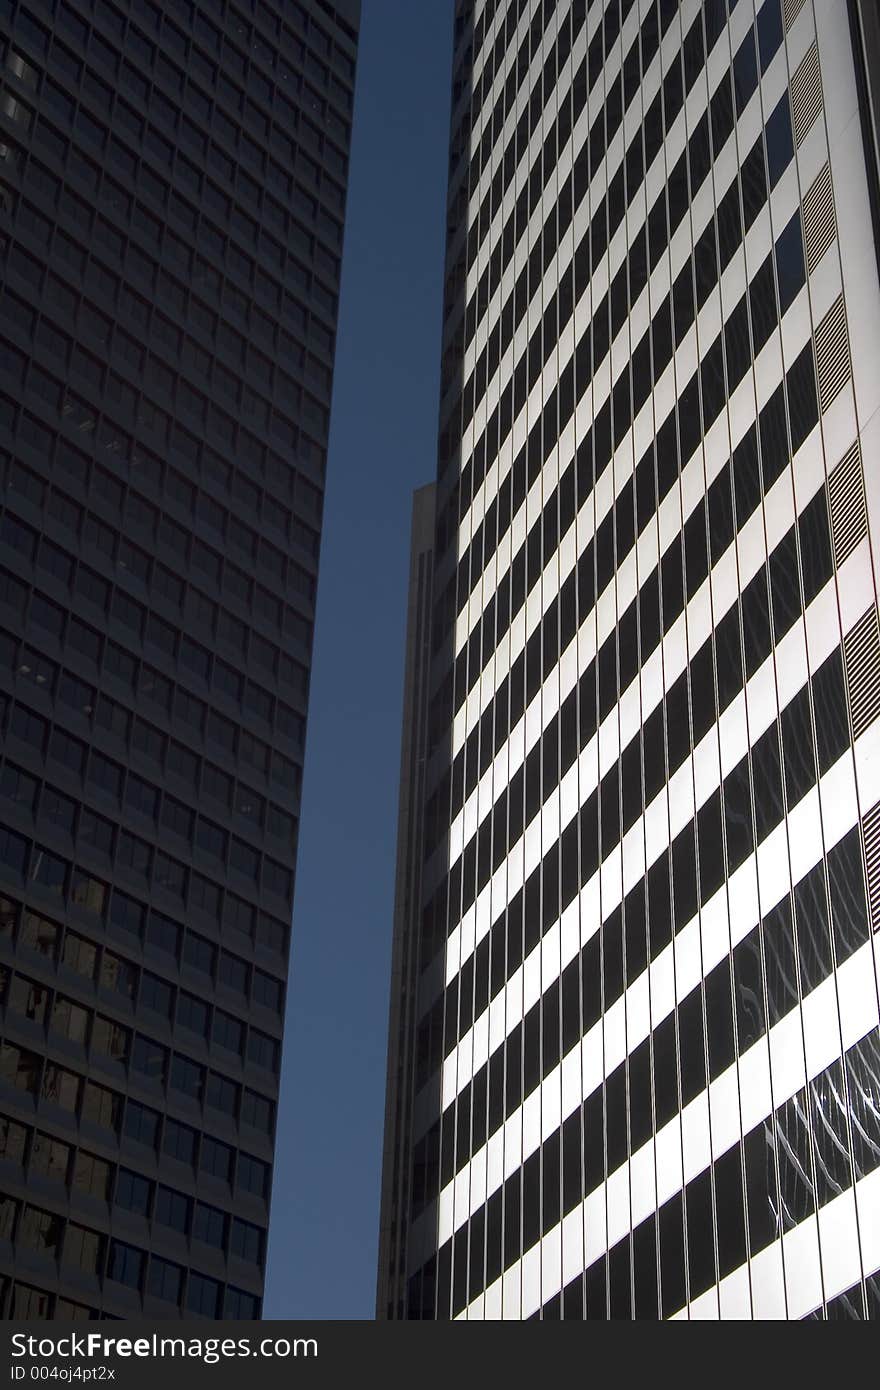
(0, 0), (358, 1319)
(380, 0), (880, 1319)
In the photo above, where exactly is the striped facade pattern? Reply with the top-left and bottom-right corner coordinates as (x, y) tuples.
(383, 0), (880, 1320)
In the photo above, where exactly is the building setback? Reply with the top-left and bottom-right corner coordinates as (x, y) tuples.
(380, 0), (880, 1319)
(0, 0), (358, 1319)
(377, 483), (437, 1321)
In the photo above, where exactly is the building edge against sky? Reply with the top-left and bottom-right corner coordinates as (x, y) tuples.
(377, 483), (436, 1321)
(379, 0), (880, 1320)
(0, 0), (358, 1319)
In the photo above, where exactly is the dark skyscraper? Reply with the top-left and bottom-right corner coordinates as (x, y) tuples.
(0, 0), (358, 1319)
(380, 0), (880, 1319)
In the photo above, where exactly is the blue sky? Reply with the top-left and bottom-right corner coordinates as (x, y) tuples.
(263, 0), (453, 1319)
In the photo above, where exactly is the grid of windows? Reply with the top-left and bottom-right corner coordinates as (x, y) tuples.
(0, 0), (358, 1319)
(380, 0), (880, 1321)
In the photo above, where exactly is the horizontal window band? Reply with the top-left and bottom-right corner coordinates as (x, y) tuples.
(454, 0), (653, 369)
(422, 518), (838, 1099)
(453, 0), (743, 425)
(452, 118), (800, 671)
(453, 8), (781, 509)
(448, 165), (802, 729)
(425, 804), (867, 1247)
(417, 342), (822, 1010)
(413, 977), (879, 1318)
(433, 0), (785, 601)
(411, 646), (856, 1199)
(453, 0), (690, 426)
(427, 110), (800, 774)
(453, 1017), (880, 1320)
(424, 243), (813, 881)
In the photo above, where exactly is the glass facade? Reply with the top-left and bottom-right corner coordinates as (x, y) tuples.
(0, 0), (358, 1319)
(380, 0), (880, 1319)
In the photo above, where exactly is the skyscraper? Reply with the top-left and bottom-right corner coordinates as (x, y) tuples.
(0, 0), (358, 1320)
(380, 0), (880, 1320)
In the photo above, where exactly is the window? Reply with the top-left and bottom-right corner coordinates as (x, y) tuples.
(229, 838), (259, 882)
(29, 847), (67, 896)
(0, 827), (29, 878)
(70, 873), (106, 917)
(184, 932), (215, 977)
(208, 709), (237, 755)
(126, 774), (159, 823)
(1, 765), (36, 812)
(123, 1100), (159, 1149)
(18, 1200), (62, 1256)
(0, 1194), (18, 1241)
(226, 1287), (259, 1319)
(168, 741), (199, 789)
(8, 973), (48, 1025)
(50, 728), (86, 776)
(71, 1150), (111, 1201)
(18, 648), (57, 695)
(64, 1224), (103, 1276)
(58, 674), (95, 718)
(257, 913), (288, 957)
(225, 895), (255, 942)
(200, 1135), (232, 1182)
(192, 1202), (226, 1249)
(176, 690), (206, 740)
(109, 891), (145, 942)
(205, 1072), (238, 1117)
(241, 1088), (273, 1136)
(218, 952), (249, 998)
(140, 972), (173, 1021)
(2, 1044), (42, 1096)
(213, 1010), (244, 1056)
(253, 970), (283, 1014)
(107, 1241), (143, 1291)
(148, 1256), (182, 1304)
(240, 732), (269, 777)
(177, 991), (209, 1039)
(197, 818), (227, 860)
(162, 797), (194, 841)
(169, 1054), (204, 1103)
(140, 668), (173, 720)
(154, 853), (186, 902)
(91, 1014), (130, 1064)
(29, 1133), (70, 1182)
(100, 950), (138, 1002)
(19, 912), (59, 959)
(163, 1118), (196, 1167)
(203, 762), (233, 807)
(230, 1219), (262, 1264)
(116, 1169), (152, 1217)
(10, 1285), (51, 1318)
(264, 858), (292, 899)
(117, 830), (153, 879)
(81, 1080), (120, 1132)
(189, 872), (221, 917)
(237, 1152), (268, 1199)
(62, 933), (98, 981)
(248, 1030), (278, 1073)
(88, 752), (123, 801)
(765, 92), (793, 189)
(154, 1185), (190, 1234)
(187, 1271), (220, 1317)
(95, 695), (130, 742)
(0, 1117), (28, 1165)
(51, 996), (90, 1045)
(131, 1036), (167, 1086)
